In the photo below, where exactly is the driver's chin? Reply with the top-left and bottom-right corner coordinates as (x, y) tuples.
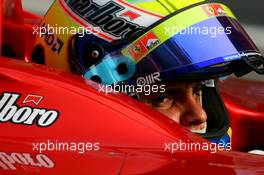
(189, 122), (207, 134)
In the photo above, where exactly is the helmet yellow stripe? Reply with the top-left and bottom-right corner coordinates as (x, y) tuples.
(132, 0), (205, 15)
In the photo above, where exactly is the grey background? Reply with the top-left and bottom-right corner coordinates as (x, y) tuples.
(22, 0), (263, 81)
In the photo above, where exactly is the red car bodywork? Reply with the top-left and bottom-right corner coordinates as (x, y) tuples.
(0, 1), (263, 174)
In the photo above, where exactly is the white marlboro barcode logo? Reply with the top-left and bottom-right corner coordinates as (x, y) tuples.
(0, 93), (59, 127)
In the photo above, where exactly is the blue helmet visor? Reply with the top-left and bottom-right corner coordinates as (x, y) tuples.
(130, 16), (263, 85)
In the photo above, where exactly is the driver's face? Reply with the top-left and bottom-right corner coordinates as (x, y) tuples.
(139, 82), (207, 132)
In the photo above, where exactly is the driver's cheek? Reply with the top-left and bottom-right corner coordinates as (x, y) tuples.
(178, 95), (207, 127)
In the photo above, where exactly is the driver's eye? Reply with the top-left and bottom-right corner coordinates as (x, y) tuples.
(150, 96), (173, 108)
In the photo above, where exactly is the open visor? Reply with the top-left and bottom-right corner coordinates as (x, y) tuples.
(83, 3), (264, 85)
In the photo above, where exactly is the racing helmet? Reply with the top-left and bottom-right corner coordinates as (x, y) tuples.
(31, 0), (264, 144)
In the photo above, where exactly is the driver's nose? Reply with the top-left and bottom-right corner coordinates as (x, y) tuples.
(178, 93), (207, 129)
